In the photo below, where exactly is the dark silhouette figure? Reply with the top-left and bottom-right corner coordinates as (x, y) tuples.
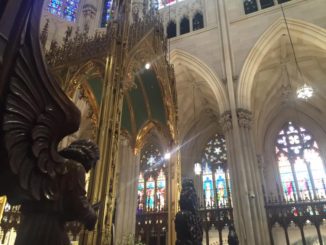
(175, 179), (203, 245)
(228, 223), (239, 245)
(15, 140), (99, 245)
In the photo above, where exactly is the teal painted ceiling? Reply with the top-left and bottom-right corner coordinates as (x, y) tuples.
(121, 69), (167, 136)
(87, 77), (103, 105)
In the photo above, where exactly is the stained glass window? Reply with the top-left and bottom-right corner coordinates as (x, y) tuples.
(48, 0), (80, 22)
(101, 0), (113, 27)
(180, 17), (190, 35)
(48, 0), (63, 16)
(203, 164), (214, 207)
(137, 173), (145, 211)
(158, 0), (177, 9)
(140, 144), (163, 171)
(137, 144), (166, 213)
(167, 21), (176, 39)
(146, 176), (155, 210)
(243, 0), (258, 14)
(276, 122), (326, 201)
(193, 13), (204, 31)
(201, 134), (230, 208)
(260, 0), (274, 9)
(156, 169), (166, 211)
(215, 166), (227, 206)
(63, 0), (80, 22)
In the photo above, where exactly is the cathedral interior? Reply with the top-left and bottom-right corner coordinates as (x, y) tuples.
(0, 0), (326, 244)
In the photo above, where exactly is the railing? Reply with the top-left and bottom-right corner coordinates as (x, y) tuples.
(265, 197), (326, 245)
(0, 204), (83, 245)
(135, 210), (168, 245)
(198, 205), (233, 245)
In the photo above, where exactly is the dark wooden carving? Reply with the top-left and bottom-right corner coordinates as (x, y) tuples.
(0, 1), (99, 244)
(175, 179), (203, 245)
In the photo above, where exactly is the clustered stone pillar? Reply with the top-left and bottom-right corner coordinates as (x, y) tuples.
(114, 137), (140, 244)
(220, 110), (270, 245)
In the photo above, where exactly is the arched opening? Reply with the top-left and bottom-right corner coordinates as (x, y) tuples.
(167, 21), (176, 38)
(193, 12), (204, 31)
(180, 17), (190, 35)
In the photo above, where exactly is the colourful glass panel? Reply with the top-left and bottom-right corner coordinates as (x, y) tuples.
(48, 0), (63, 16)
(146, 176), (155, 210)
(304, 148), (326, 198)
(276, 122), (326, 201)
(138, 173), (145, 210)
(63, 0), (80, 22)
(202, 134), (227, 166)
(215, 167), (227, 207)
(158, 0), (178, 9)
(202, 165), (214, 208)
(278, 153), (296, 201)
(156, 169), (166, 210)
(294, 157), (311, 200)
(101, 0), (113, 27)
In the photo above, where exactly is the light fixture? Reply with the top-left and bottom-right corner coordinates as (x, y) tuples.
(280, 4), (313, 100)
(164, 152), (171, 160)
(296, 84), (313, 100)
(194, 163), (202, 175)
(145, 62), (151, 70)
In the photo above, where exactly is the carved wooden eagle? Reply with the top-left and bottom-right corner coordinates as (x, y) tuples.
(0, 0), (81, 203)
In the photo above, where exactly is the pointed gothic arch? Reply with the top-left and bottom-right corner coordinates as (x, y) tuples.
(170, 49), (229, 115)
(237, 18), (326, 110)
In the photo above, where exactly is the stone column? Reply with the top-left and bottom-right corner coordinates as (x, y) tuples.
(220, 110), (270, 245)
(237, 109), (270, 245)
(115, 138), (140, 244)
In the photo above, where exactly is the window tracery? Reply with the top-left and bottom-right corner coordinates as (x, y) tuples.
(48, 0), (80, 22)
(275, 122), (326, 202)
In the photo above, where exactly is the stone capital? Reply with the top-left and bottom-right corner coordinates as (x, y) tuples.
(220, 111), (232, 132)
(237, 108), (252, 129)
(82, 4), (97, 19)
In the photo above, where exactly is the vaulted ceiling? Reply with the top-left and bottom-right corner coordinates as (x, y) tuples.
(121, 69), (167, 138)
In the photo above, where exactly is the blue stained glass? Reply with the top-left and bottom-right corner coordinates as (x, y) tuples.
(63, 0), (80, 22)
(48, 0), (80, 22)
(215, 167), (227, 207)
(101, 0), (113, 27)
(48, 0), (63, 16)
(202, 165), (214, 208)
(146, 176), (155, 210)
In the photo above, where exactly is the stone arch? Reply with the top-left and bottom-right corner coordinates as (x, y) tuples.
(237, 18), (326, 110)
(170, 49), (229, 114)
(261, 107), (326, 199)
(134, 120), (171, 155)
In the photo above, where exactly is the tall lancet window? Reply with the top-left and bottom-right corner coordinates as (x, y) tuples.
(137, 173), (145, 210)
(137, 144), (167, 212)
(48, 0), (80, 22)
(201, 134), (231, 208)
(101, 0), (113, 27)
(276, 122), (326, 202)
